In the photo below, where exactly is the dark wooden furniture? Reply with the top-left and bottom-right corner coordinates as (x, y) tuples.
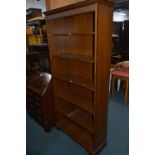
(26, 72), (55, 132)
(27, 44), (51, 73)
(26, 17), (51, 73)
(26, 8), (42, 20)
(45, 0), (113, 154)
(26, 53), (40, 78)
(112, 20), (129, 64)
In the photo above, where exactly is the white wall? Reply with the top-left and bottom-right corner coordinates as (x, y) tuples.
(26, 0), (46, 14)
(113, 10), (129, 22)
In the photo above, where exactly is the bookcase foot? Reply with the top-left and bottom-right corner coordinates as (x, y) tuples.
(88, 153), (98, 155)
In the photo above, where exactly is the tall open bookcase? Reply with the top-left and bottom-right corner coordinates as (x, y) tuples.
(45, 0), (113, 154)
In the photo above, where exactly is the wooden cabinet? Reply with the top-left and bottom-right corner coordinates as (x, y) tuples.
(45, 0), (113, 154)
(26, 8), (42, 21)
(27, 72), (55, 132)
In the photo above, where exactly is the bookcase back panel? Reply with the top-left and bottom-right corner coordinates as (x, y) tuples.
(52, 57), (94, 80)
(55, 98), (77, 113)
(55, 98), (94, 132)
(50, 36), (94, 56)
(53, 79), (93, 100)
(56, 113), (93, 150)
(49, 36), (66, 54)
(52, 78), (68, 93)
(49, 12), (94, 34)
(66, 36), (94, 56)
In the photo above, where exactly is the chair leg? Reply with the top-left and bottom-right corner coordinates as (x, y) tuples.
(111, 77), (115, 97)
(109, 73), (112, 92)
(124, 79), (129, 105)
(117, 79), (121, 91)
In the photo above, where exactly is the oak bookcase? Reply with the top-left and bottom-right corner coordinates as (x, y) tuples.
(45, 0), (113, 154)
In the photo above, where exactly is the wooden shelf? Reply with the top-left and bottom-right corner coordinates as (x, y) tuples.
(54, 74), (94, 91)
(53, 53), (94, 63)
(50, 32), (95, 36)
(56, 113), (93, 151)
(26, 34), (44, 37)
(57, 91), (94, 114)
(69, 109), (93, 132)
(57, 108), (93, 133)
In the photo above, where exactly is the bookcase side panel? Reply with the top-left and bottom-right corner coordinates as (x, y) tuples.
(94, 3), (113, 149)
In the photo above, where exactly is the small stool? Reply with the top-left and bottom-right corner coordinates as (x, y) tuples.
(111, 70), (129, 105)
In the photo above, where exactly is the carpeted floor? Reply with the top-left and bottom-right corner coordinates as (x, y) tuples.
(26, 91), (129, 155)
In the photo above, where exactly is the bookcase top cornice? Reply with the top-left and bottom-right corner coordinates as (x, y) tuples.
(45, 0), (114, 16)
